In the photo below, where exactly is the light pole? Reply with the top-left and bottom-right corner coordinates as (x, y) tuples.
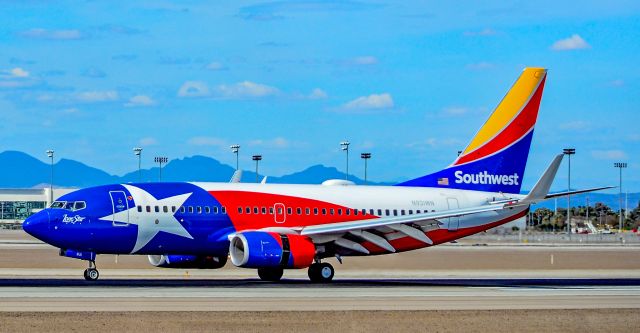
(154, 156), (168, 181)
(133, 147), (142, 182)
(563, 148), (575, 237)
(614, 162), (627, 232)
(252, 155), (262, 183)
(340, 141), (350, 180)
(361, 153), (371, 184)
(46, 150), (54, 205)
(230, 144), (240, 171)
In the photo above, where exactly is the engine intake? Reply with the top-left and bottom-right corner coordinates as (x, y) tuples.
(229, 231), (315, 269)
(148, 254), (227, 269)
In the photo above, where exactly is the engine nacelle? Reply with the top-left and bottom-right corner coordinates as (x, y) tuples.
(148, 254), (227, 269)
(229, 231), (315, 269)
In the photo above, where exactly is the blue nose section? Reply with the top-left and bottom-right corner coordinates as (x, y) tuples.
(23, 209), (50, 240)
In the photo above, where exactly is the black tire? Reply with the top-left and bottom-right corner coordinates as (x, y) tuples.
(308, 262), (334, 283)
(257, 267), (283, 282)
(84, 268), (99, 281)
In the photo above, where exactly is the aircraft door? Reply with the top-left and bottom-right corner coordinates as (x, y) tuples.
(446, 198), (459, 231)
(274, 203), (286, 224)
(109, 191), (129, 226)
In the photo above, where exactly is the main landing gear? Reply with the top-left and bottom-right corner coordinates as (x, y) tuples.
(307, 262), (334, 283)
(83, 260), (99, 281)
(256, 262), (335, 283)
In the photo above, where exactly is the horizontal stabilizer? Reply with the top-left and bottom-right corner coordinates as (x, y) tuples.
(545, 186), (615, 199)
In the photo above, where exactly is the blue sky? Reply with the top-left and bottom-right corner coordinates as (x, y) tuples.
(0, 1), (639, 192)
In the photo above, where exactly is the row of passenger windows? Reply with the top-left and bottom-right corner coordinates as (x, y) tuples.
(136, 204), (435, 217)
(237, 206), (435, 217)
(137, 205), (227, 215)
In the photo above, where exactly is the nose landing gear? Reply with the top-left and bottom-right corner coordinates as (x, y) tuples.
(83, 261), (99, 281)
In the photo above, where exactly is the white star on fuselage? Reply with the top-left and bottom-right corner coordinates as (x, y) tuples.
(99, 184), (193, 253)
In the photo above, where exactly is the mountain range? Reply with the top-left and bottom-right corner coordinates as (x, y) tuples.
(1, 150), (636, 211)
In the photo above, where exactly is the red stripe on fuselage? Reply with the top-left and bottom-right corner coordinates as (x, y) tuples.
(209, 190), (378, 231)
(455, 78), (546, 166)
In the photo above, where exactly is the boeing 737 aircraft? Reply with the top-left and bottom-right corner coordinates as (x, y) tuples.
(23, 68), (607, 282)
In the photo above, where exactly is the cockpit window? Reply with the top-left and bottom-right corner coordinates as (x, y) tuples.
(51, 200), (86, 211)
(50, 201), (66, 208)
(73, 201), (86, 211)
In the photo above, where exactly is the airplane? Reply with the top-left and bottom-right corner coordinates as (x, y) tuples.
(22, 67), (609, 282)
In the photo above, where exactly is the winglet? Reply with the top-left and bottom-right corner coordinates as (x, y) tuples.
(230, 170), (243, 183)
(261, 176), (268, 184)
(522, 154), (563, 203)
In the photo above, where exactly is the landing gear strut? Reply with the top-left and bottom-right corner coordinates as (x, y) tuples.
(257, 267), (283, 282)
(308, 262), (334, 283)
(83, 261), (99, 281)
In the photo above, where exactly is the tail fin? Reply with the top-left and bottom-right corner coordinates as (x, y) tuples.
(398, 67), (547, 194)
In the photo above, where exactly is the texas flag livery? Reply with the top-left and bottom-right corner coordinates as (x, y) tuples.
(24, 68), (602, 283)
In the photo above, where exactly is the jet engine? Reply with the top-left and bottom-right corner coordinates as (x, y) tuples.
(229, 231), (315, 269)
(147, 254), (227, 269)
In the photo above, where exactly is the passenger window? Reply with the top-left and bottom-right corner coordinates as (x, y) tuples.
(296, 207), (302, 215)
(171, 206), (176, 213)
(305, 208), (310, 215)
(213, 206), (219, 214)
(346, 209), (351, 216)
(252, 207), (257, 214)
(377, 209), (382, 216)
(205, 206), (210, 214)
(153, 206), (158, 213)
(245, 207), (251, 214)
(163, 206), (168, 213)
(369, 209), (373, 215)
(337, 209), (342, 215)
(222, 207), (226, 214)
(432, 210), (436, 212)
(385, 209), (390, 216)
(314, 208), (318, 215)
(277, 207), (283, 214)
(146, 206), (151, 213)
(416, 210), (421, 214)
(262, 207), (267, 214)
(269, 207), (274, 214)
(408, 210), (413, 215)
(180, 206), (185, 213)
(137, 205), (142, 212)
(322, 208), (327, 215)
(197, 206), (202, 214)
(287, 207), (292, 215)
(401, 210), (405, 216)
(238, 207), (243, 214)
(188, 206), (194, 213)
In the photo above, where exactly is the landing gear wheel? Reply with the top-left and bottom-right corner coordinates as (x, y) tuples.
(257, 267), (283, 282)
(308, 262), (334, 283)
(84, 268), (99, 281)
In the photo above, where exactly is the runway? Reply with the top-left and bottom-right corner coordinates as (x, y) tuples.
(1, 277), (640, 311)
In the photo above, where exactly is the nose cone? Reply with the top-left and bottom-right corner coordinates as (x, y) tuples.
(23, 210), (50, 240)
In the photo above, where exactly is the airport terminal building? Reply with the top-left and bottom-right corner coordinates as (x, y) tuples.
(0, 188), (76, 226)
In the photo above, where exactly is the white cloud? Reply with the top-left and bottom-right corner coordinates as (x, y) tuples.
(351, 56), (378, 65)
(591, 150), (627, 160)
(75, 90), (119, 102)
(308, 88), (328, 99)
(177, 81), (210, 98)
(20, 28), (83, 40)
(466, 62), (494, 70)
(187, 136), (227, 147)
(125, 95), (156, 107)
(249, 137), (290, 149)
(464, 28), (497, 36)
(342, 93), (394, 110)
(442, 106), (470, 116)
(559, 120), (590, 130)
(551, 34), (590, 51)
(206, 61), (228, 71)
(214, 81), (279, 99)
(139, 137), (158, 146)
(9, 67), (29, 78)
